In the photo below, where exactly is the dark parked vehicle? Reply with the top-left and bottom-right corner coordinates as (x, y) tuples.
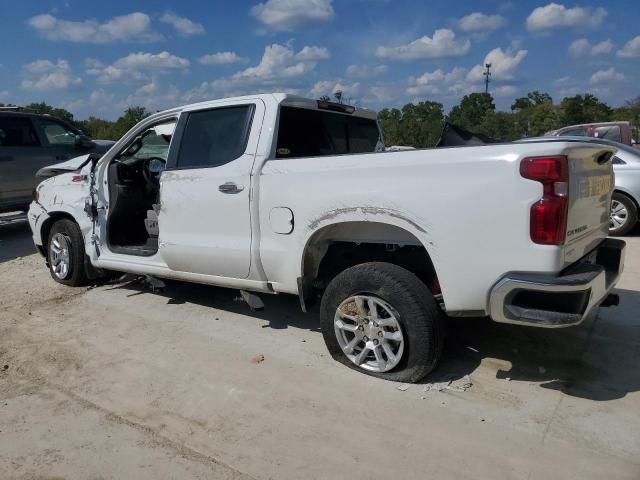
(0, 110), (114, 212)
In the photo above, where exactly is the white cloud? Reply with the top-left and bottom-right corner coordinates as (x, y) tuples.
(21, 59), (81, 90)
(590, 67), (624, 85)
(309, 80), (360, 99)
(569, 38), (613, 57)
(87, 51), (190, 83)
(526, 3), (607, 32)
(466, 48), (528, 82)
(199, 52), (248, 65)
(183, 42), (325, 102)
(406, 67), (467, 96)
(160, 12), (205, 36)
(233, 43), (328, 82)
(617, 35), (640, 58)
(493, 85), (517, 97)
(345, 64), (388, 78)
(375, 29), (470, 61)
(27, 12), (162, 43)
(84, 58), (104, 70)
(250, 0), (334, 31)
(295, 46), (330, 61)
(458, 12), (507, 32)
(126, 78), (181, 111)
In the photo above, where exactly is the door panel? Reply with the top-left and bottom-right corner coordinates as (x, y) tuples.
(158, 100), (264, 279)
(0, 116), (47, 208)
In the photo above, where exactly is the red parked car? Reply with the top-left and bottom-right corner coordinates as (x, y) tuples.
(545, 121), (639, 148)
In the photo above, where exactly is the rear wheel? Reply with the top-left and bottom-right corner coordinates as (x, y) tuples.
(47, 219), (89, 286)
(609, 192), (638, 236)
(320, 262), (444, 383)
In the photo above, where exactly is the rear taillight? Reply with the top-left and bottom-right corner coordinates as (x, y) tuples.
(520, 156), (569, 245)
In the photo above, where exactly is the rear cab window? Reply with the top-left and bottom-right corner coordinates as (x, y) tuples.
(275, 106), (380, 159)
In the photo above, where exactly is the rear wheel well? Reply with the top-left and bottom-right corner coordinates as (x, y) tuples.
(614, 189), (639, 209)
(315, 242), (438, 291)
(300, 222), (440, 308)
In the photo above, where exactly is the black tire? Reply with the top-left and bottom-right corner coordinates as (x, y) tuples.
(47, 219), (89, 287)
(320, 262), (444, 383)
(610, 192), (638, 236)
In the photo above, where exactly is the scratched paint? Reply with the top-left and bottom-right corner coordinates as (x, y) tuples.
(307, 206), (427, 234)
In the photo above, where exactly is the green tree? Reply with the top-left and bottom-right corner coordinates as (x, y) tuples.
(113, 106), (151, 139)
(377, 108), (403, 146)
(448, 93), (495, 131)
(558, 94), (612, 125)
(23, 102), (78, 127)
(528, 102), (559, 136)
(511, 91), (552, 111)
(378, 101), (444, 148)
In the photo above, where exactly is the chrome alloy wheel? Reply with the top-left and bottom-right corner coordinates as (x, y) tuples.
(610, 199), (629, 231)
(334, 295), (405, 373)
(50, 233), (72, 280)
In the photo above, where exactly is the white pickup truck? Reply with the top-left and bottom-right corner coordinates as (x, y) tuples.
(28, 93), (626, 382)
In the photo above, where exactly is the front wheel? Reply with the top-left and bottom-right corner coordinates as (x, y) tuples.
(609, 192), (638, 236)
(320, 262), (444, 383)
(47, 219), (89, 286)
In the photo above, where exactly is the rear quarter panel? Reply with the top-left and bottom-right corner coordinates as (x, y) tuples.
(258, 143), (578, 313)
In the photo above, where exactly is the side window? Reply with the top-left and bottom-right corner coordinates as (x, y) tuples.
(612, 156), (626, 165)
(176, 105), (253, 169)
(594, 126), (621, 142)
(39, 120), (77, 145)
(559, 127), (588, 137)
(119, 122), (176, 162)
(276, 107), (380, 158)
(349, 117), (381, 153)
(0, 117), (40, 146)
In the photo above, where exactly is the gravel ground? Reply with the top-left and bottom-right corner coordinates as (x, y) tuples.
(1, 215), (639, 480)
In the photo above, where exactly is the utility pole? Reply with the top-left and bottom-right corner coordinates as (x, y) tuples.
(483, 63), (492, 94)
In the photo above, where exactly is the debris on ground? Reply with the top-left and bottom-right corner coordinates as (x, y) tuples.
(396, 384), (410, 391)
(538, 366), (547, 374)
(423, 375), (473, 395)
(251, 354), (265, 364)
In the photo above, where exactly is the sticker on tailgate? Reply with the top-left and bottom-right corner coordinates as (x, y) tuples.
(577, 175), (612, 197)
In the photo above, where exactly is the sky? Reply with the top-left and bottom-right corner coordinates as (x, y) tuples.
(0, 0), (639, 120)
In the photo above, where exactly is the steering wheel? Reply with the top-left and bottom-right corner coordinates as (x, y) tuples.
(142, 157), (166, 186)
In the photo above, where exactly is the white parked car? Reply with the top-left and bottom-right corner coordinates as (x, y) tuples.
(28, 94), (625, 382)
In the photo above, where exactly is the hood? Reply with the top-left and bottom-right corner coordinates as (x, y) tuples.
(36, 154), (93, 178)
(35, 138), (115, 178)
(94, 139), (116, 150)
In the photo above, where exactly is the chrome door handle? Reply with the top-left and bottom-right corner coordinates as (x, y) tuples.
(218, 182), (244, 194)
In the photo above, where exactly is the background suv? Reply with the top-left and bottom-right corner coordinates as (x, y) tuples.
(0, 110), (114, 213)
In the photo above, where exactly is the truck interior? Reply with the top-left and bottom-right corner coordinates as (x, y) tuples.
(106, 121), (175, 256)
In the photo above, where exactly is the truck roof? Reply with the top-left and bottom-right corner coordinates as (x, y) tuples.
(155, 93), (378, 121)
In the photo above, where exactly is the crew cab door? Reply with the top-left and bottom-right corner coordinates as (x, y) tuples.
(158, 99), (264, 279)
(0, 115), (47, 208)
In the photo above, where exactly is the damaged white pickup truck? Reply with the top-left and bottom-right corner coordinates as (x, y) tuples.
(28, 93), (626, 382)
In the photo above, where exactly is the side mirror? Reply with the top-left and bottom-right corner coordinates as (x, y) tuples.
(75, 134), (95, 149)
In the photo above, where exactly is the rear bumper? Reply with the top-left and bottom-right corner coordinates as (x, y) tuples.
(489, 238), (625, 328)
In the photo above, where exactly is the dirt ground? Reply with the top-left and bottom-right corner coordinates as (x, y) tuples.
(1, 214), (639, 480)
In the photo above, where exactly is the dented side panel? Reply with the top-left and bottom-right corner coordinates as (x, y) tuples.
(257, 143), (577, 312)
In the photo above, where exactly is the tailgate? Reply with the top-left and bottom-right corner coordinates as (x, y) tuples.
(563, 144), (616, 265)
